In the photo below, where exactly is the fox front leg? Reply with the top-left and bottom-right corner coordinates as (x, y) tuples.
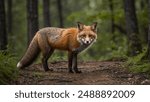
(72, 52), (82, 73)
(68, 52), (73, 73)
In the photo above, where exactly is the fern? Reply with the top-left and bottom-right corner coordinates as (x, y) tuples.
(0, 51), (18, 84)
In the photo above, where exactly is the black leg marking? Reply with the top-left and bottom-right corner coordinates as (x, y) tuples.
(72, 52), (82, 73)
(42, 57), (50, 71)
(42, 48), (54, 72)
(68, 52), (73, 73)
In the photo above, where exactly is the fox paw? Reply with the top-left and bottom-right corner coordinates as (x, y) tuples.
(44, 68), (53, 72)
(69, 70), (74, 73)
(75, 70), (82, 73)
(49, 68), (53, 71)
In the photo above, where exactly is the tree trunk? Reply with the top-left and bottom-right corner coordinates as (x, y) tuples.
(0, 0), (7, 50)
(147, 26), (150, 60)
(27, 0), (39, 44)
(140, 0), (148, 10)
(108, 0), (115, 34)
(124, 0), (142, 56)
(146, 0), (150, 60)
(57, 0), (63, 27)
(7, 0), (12, 34)
(43, 0), (51, 27)
(140, 0), (149, 43)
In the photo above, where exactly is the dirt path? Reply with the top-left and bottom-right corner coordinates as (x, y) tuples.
(14, 61), (150, 85)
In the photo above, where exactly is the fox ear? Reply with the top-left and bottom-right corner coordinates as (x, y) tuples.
(91, 22), (97, 32)
(77, 22), (84, 31)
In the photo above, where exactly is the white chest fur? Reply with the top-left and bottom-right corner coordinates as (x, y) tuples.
(73, 44), (91, 53)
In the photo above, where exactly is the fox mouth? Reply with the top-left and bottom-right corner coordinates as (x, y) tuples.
(82, 38), (94, 45)
(80, 40), (92, 45)
(77, 36), (95, 45)
(82, 41), (91, 45)
(77, 39), (92, 45)
(85, 41), (91, 44)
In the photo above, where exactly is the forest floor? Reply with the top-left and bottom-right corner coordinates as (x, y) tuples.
(14, 61), (150, 85)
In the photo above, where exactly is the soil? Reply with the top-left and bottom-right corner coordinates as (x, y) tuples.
(14, 61), (150, 85)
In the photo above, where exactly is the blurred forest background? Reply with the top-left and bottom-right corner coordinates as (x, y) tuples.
(0, 0), (150, 84)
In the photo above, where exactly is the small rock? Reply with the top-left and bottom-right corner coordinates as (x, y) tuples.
(128, 78), (132, 81)
(141, 79), (150, 85)
(99, 65), (104, 67)
(128, 74), (133, 78)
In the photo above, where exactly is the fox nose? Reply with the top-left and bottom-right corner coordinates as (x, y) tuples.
(86, 41), (90, 44)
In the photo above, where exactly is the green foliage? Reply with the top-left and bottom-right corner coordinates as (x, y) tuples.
(96, 32), (128, 61)
(0, 51), (18, 84)
(8, 0), (150, 64)
(125, 49), (150, 74)
(49, 51), (68, 62)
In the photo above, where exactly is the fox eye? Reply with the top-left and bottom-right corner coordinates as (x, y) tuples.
(89, 34), (93, 38)
(81, 35), (86, 38)
(89, 35), (92, 37)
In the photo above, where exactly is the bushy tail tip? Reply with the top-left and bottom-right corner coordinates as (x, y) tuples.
(17, 62), (22, 68)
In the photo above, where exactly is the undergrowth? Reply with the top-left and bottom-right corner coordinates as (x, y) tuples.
(97, 32), (128, 61)
(0, 51), (18, 84)
(125, 49), (150, 74)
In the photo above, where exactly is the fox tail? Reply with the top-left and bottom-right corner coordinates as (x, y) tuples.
(17, 36), (40, 68)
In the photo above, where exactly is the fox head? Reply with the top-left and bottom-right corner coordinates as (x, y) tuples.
(77, 22), (97, 45)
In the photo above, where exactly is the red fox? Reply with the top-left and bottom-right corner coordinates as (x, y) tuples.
(17, 22), (97, 73)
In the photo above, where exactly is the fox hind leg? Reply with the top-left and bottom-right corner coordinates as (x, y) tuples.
(42, 48), (54, 71)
